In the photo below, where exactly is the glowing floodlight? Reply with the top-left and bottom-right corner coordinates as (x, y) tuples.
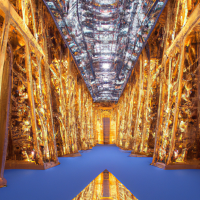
(102, 63), (110, 69)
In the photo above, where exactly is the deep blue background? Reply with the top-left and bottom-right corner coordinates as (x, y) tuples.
(1, 145), (200, 200)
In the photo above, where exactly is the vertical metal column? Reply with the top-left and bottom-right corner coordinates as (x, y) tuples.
(103, 117), (110, 144)
(103, 170), (110, 198)
(0, 12), (10, 187)
(0, 43), (12, 187)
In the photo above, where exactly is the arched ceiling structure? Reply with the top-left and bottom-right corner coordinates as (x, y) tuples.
(44, 0), (168, 102)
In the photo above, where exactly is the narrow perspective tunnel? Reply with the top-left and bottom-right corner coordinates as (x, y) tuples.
(1, 0), (200, 200)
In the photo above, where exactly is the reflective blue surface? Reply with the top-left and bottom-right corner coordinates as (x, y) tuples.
(1, 145), (200, 200)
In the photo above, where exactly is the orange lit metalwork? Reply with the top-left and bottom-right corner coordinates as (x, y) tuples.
(1, 0), (200, 189)
(72, 170), (138, 200)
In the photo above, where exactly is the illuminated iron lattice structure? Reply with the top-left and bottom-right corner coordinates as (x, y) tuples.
(1, 0), (200, 190)
(44, 0), (168, 102)
(115, 0), (200, 169)
(0, 0), (97, 187)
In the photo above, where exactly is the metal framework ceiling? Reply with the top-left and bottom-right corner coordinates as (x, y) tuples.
(44, 0), (168, 102)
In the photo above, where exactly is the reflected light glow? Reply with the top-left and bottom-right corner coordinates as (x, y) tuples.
(102, 63), (110, 69)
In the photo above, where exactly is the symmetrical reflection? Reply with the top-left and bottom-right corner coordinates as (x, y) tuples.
(72, 169), (138, 200)
(1, 0), (200, 189)
(44, 0), (168, 101)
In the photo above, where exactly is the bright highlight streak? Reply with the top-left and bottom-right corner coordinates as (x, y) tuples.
(102, 63), (110, 69)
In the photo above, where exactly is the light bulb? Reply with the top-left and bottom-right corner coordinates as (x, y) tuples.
(102, 63), (110, 69)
